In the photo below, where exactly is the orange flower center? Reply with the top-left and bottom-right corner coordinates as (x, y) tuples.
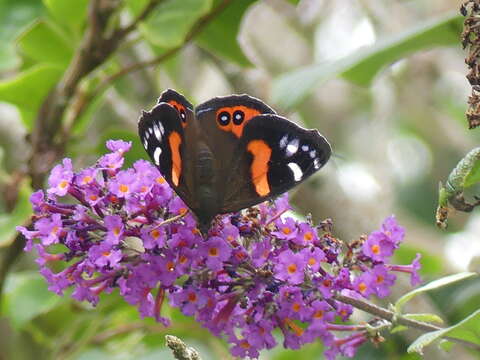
(235, 252), (246, 261)
(304, 231), (313, 241)
(82, 176), (92, 184)
(187, 292), (197, 302)
(292, 302), (301, 312)
(282, 227), (291, 235)
(59, 180), (68, 189)
(89, 195), (98, 201)
(179, 255), (187, 264)
(308, 257), (316, 266)
(156, 176), (166, 184)
(166, 261), (175, 272)
(358, 282), (367, 293)
(113, 227), (121, 236)
(240, 340), (251, 349)
(376, 275), (384, 284)
(102, 251), (111, 257)
(119, 184), (129, 193)
(51, 226), (59, 235)
(287, 263), (297, 274)
(371, 244), (380, 255)
(150, 229), (160, 238)
(314, 310), (324, 319)
(209, 247), (219, 257)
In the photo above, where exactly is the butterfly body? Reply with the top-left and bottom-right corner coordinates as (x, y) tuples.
(138, 89), (331, 234)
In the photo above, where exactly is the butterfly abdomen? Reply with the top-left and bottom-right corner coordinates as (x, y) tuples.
(194, 144), (221, 228)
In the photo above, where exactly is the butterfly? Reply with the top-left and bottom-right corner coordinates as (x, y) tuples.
(138, 89), (331, 234)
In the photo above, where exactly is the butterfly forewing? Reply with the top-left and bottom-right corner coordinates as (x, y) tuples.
(138, 102), (196, 210)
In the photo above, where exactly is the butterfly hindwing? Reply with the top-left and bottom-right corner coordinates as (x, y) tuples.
(221, 114), (331, 213)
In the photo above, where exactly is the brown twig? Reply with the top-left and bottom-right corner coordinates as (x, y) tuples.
(28, 0), (165, 189)
(461, 0), (480, 129)
(64, 0), (233, 131)
(114, 0), (166, 39)
(335, 293), (480, 351)
(100, 0), (233, 90)
(0, 221), (31, 299)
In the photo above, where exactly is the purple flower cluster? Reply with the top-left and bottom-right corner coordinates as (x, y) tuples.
(17, 140), (422, 359)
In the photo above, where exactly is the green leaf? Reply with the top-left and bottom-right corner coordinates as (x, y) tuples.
(0, 64), (63, 128)
(2, 272), (63, 329)
(140, 0), (213, 48)
(408, 309), (480, 354)
(43, 0), (89, 29)
(0, 0), (44, 70)
(125, 0), (150, 17)
(0, 180), (32, 247)
(17, 20), (73, 67)
(395, 272), (478, 313)
(341, 13), (462, 86)
(403, 313), (444, 324)
(271, 13), (462, 110)
(195, 0), (255, 66)
(391, 325), (408, 333)
(271, 59), (351, 110)
(454, 147), (480, 188)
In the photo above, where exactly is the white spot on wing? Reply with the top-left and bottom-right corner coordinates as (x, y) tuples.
(145, 131), (150, 139)
(158, 122), (164, 135)
(143, 139), (148, 149)
(309, 150), (316, 159)
(148, 127), (153, 134)
(280, 135), (288, 149)
(314, 158), (321, 169)
(154, 124), (161, 140)
(302, 145), (309, 152)
(288, 162), (303, 181)
(286, 138), (299, 157)
(153, 147), (162, 165)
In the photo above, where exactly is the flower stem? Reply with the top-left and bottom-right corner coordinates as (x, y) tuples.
(334, 293), (480, 351)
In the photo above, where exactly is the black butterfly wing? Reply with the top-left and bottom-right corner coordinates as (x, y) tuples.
(138, 89), (197, 211)
(220, 114), (331, 213)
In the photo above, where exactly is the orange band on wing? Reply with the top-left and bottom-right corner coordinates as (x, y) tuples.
(247, 140), (272, 196)
(169, 131), (182, 186)
(216, 106), (261, 138)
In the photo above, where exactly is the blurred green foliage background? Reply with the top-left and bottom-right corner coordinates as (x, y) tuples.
(0, 0), (479, 359)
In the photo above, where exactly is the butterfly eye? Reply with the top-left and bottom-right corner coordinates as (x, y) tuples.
(232, 110), (244, 125)
(180, 108), (186, 123)
(217, 111), (231, 126)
